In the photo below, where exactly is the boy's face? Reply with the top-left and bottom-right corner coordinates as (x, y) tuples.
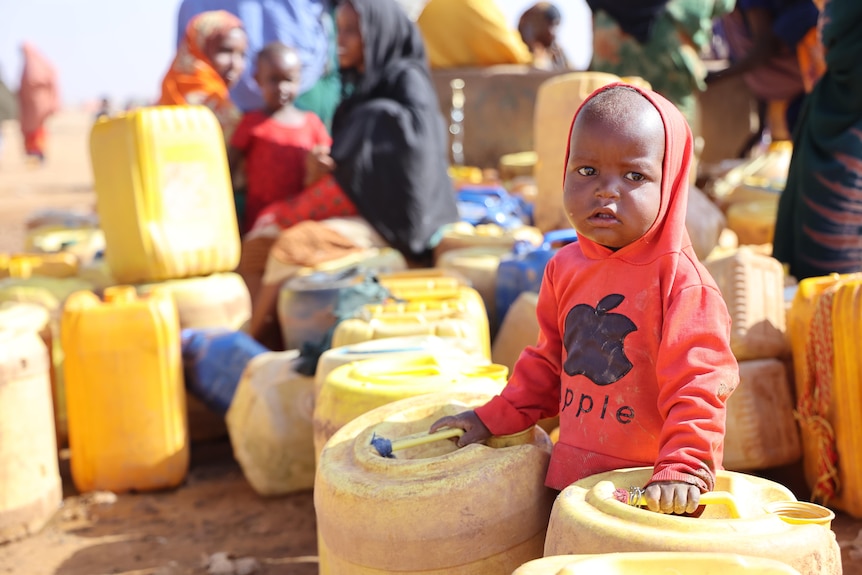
(336, 2), (364, 72)
(208, 27), (248, 88)
(563, 93), (665, 250)
(255, 49), (302, 111)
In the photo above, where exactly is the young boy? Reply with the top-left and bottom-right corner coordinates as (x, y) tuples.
(431, 84), (739, 515)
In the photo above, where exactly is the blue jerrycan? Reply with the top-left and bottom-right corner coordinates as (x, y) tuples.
(495, 229), (578, 324)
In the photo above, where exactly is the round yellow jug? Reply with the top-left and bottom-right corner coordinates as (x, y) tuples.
(0, 303), (61, 544)
(436, 246), (510, 330)
(313, 353), (507, 461)
(314, 334), (486, 400)
(512, 552), (801, 575)
(226, 350), (317, 496)
(136, 272), (251, 331)
(726, 199), (779, 247)
(315, 391), (556, 575)
(544, 467), (841, 575)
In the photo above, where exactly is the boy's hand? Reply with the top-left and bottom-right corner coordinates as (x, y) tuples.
(429, 410), (492, 447)
(643, 481), (701, 515)
(304, 145), (335, 187)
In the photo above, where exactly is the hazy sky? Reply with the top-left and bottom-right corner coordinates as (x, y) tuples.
(0, 0), (591, 107)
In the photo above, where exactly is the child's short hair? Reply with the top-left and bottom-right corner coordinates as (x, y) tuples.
(256, 41), (299, 71)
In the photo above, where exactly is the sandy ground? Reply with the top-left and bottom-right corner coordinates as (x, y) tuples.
(1, 110), (861, 575)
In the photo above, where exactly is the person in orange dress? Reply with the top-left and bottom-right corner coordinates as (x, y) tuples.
(159, 10), (248, 142)
(17, 42), (60, 164)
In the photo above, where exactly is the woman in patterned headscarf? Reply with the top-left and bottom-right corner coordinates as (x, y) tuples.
(159, 10), (248, 141)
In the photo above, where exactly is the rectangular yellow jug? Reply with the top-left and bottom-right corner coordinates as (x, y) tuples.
(61, 286), (189, 493)
(89, 105), (240, 283)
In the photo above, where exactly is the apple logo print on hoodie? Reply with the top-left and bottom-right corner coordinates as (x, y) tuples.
(563, 294), (637, 385)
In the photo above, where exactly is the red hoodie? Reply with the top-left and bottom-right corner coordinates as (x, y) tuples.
(475, 84), (739, 492)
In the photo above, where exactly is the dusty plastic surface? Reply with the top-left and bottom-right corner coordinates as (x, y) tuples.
(0, 303), (61, 544)
(313, 353), (507, 462)
(544, 467), (842, 575)
(315, 391), (555, 574)
(89, 105), (240, 283)
(723, 358), (801, 471)
(226, 350), (317, 496)
(492, 291), (540, 374)
(436, 246), (508, 328)
(512, 552), (801, 574)
(726, 198), (779, 247)
(136, 272), (251, 331)
(61, 286), (189, 493)
(704, 248), (787, 361)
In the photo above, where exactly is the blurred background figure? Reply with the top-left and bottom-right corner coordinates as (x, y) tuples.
(176, 0), (341, 129)
(517, 2), (571, 70)
(94, 96), (112, 121)
(159, 10), (248, 143)
(0, 66), (17, 161)
(586, 0), (734, 131)
(773, 0), (862, 280)
(416, 0), (532, 68)
(18, 42), (59, 165)
(707, 0), (821, 148)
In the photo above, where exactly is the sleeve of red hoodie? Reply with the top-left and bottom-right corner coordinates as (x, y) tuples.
(648, 280), (739, 492)
(474, 264), (564, 434)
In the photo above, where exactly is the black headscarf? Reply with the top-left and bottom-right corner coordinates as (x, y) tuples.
(330, 0), (458, 263)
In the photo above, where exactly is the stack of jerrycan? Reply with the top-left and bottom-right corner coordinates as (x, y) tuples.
(709, 140), (793, 246)
(0, 257), (94, 449)
(433, 221), (542, 335)
(0, 303), (62, 544)
(61, 286), (189, 493)
(542, 466), (841, 575)
(332, 269), (494, 359)
(787, 273), (862, 519)
(704, 247), (800, 471)
(313, 353), (507, 462)
(533, 72), (622, 234)
(315, 391), (556, 574)
(89, 105), (251, 441)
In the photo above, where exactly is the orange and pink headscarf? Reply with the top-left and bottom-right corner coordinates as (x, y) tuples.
(158, 10), (244, 140)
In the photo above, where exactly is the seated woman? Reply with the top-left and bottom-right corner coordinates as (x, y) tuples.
(159, 10), (248, 142)
(239, 0), (460, 348)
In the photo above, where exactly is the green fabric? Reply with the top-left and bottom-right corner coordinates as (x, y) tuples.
(295, 70), (341, 132)
(0, 80), (17, 123)
(773, 0), (862, 280)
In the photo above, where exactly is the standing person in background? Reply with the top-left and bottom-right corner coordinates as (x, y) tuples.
(416, 0), (532, 69)
(176, 0), (341, 129)
(241, 0), (459, 348)
(18, 42), (59, 165)
(518, 2), (571, 71)
(587, 0), (734, 131)
(773, 0), (862, 280)
(159, 10), (248, 143)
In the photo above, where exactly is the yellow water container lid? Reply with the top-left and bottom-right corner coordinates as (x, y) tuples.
(515, 552), (801, 574)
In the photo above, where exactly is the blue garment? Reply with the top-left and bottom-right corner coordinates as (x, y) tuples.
(177, 0), (332, 112)
(736, 0), (819, 47)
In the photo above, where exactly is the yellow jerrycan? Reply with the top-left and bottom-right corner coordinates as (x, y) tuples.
(436, 245), (511, 331)
(533, 72), (621, 233)
(62, 286), (189, 493)
(314, 334), (486, 400)
(0, 252), (79, 279)
(543, 467), (841, 575)
(89, 105), (240, 284)
(0, 303), (62, 544)
(727, 198), (780, 247)
(704, 247), (787, 361)
(512, 552), (801, 574)
(315, 391), (556, 575)
(226, 350), (317, 496)
(433, 222), (544, 261)
(313, 353), (507, 462)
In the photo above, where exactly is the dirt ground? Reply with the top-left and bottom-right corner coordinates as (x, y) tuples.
(1, 110), (862, 575)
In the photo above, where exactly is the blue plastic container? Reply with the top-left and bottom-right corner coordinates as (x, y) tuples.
(456, 185), (531, 229)
(495, 229), (578, 324)
(181, 328), (269, 415)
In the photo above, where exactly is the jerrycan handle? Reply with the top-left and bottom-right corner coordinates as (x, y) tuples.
(620, 487), (742, 518)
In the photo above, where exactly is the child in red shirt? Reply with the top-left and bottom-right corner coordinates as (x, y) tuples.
(228, 41), (354, 234)
(431, 84), (739, 515)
